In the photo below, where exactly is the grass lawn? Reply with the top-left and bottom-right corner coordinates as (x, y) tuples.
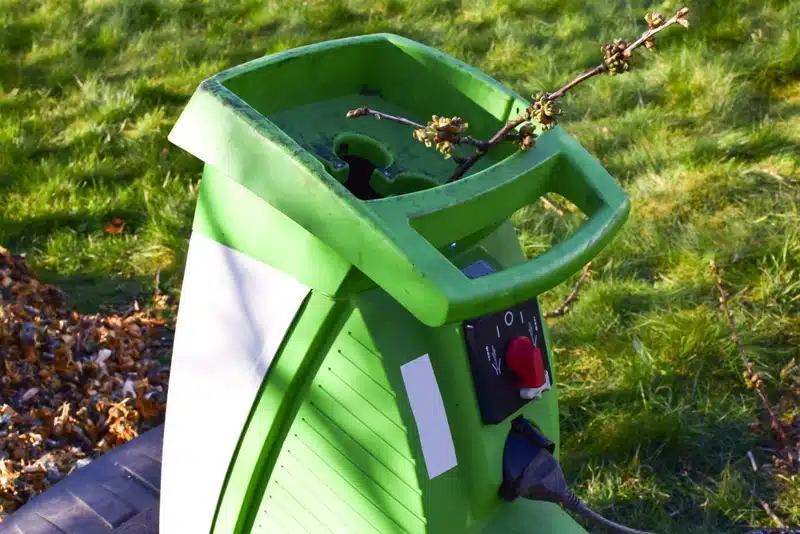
(1, 0), (799, 532)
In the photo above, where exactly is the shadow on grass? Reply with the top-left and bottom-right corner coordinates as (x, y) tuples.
(692, 130), (800, 164)
(0, 208), (148, 248)
(558, 380), (784, 533)
(0, 45), (104, 95)
(37, 270), (146, 313)
(597, 101), (800, 186)
(0, 207), (177, 313)
(0, 18), (40, 55)
(132, 82), (194, 108)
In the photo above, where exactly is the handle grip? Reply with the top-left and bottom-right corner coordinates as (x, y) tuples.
(365, 127), (630, 327)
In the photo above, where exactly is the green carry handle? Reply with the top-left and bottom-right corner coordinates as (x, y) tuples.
(166, 33), (629, 329)
(365, 126), (630, 327)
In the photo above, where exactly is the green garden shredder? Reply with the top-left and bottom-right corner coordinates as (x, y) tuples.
(159, 33), (631, 534)
(0, 34), (633, 534)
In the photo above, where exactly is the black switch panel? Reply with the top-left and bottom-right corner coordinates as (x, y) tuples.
(462, 298), (553, 425)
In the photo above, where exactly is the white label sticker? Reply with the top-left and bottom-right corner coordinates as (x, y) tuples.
(400, 354), (458, 479)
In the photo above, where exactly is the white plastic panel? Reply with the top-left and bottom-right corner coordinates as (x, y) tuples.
(160, 232), (311, 534)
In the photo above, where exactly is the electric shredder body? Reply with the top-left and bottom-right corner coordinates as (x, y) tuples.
(162, 34), (630, 534)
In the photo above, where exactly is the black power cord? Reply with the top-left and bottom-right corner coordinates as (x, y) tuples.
(500, 417), (652, 534)
(519, 448), (800, 534)
(512, 442), (653, 534)
(563, 492), (653, 534)
(500, 418), (800, 534)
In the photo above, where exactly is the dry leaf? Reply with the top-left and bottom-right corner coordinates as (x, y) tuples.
(96, 348), (112, 363)
(135, 396), (161, 421)
(122, 379), (136, 399)
(21, 344), (37, 362)
(103, 218), (125, 235)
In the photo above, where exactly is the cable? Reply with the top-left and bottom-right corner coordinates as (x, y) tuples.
(562, 491), (653, 534)
(502, 418), (800, 534)
(516, 448), (654, 533)
(502, 417), (654, 534)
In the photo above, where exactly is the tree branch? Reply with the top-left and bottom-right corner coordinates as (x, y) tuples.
(447, 7), (690, 180)
(445, 121), (527, 181)
(544, 262), (592, 318)
(710, 260), (788, 444)
(345, 107), (425, 129)
(346, 7), (690, 184)
(748, 487), (787, 529)
(547, 66), (607, 102)
(547, 9), (689, 102)
(624, 7), (690, 57)
(450, 151), (486, 182)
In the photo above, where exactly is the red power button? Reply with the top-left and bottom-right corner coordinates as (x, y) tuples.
(505, 336), (548, 397)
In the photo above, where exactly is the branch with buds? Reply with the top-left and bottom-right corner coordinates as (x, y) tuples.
(709, 261), (799, 476)
(346, 7), (690, 183)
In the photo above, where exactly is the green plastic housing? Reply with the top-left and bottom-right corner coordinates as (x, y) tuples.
(169, 33), (630, 328)
(168, 33), (630, 534)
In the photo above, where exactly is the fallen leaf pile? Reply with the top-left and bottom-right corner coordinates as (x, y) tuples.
(0, 246), (173, 520)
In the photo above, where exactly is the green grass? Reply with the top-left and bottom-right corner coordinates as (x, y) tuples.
(1, 0), (799, 531)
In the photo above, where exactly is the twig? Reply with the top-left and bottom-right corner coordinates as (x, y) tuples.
(153, 270), (161, 299)
(345, 8), (690, 183)
(748, 450), (759, 472)
(710, 260), (788, 443)
(745, 168), (796, 190)
(448, 115), (530, 181)
(459, 135), (490, 149)
(448, 6), (690, 180)
(622, 7), (690, 59)
(541, 195), (565, 216)
(696, 471), (795, 534)
(450, 151), (486, 182)
(748, 487), (787, 529)
(760, 170), (789, 184)
(545, 262), (592, 318)
(546, 66), (607, 103)
(345, 107), (425, 129)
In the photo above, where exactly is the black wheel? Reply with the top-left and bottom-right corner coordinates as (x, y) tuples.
(0, 425), (163, 533)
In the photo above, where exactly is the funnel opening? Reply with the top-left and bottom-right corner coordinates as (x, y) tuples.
(333, 133), (390, 200)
